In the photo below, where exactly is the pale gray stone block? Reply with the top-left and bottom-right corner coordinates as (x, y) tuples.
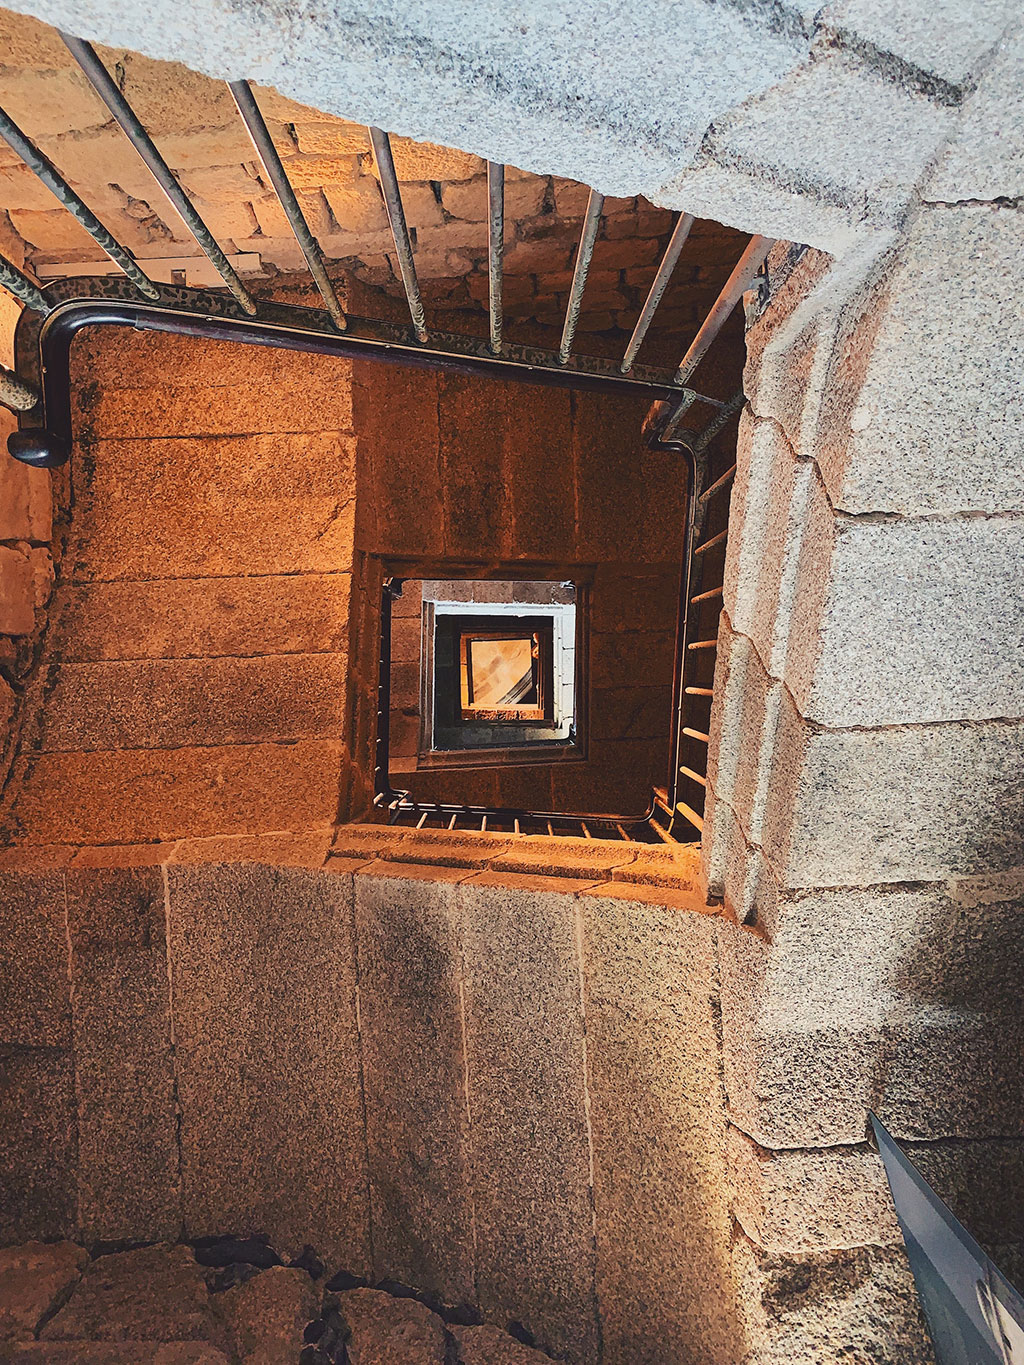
(701, 781), (779, 929)
(722, 417), (833, 686)
(9, 0), (807, 199)
(705, 623), (788, 861)
(653, 159), (869, 255)
(703, 51), (956, 229)
(789, 512), (1024, 727)
(764, 692), (1024, 886)
(728, 1128), (901, 1253)
(744, 246), (843, 455)
(458, 880), (597, 1363)
(816, 204), (1024, 515)
(821, 0), (1017, 86)
(707, 612), (1024, 890)
(925, 21), (1024, 201)
(729, 1125), (1024, 1257)
(721, 419), (1024, 727)
(718, 871), (1024, 1146)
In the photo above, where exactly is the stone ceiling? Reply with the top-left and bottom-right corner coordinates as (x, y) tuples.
(0, 6), (750, 372)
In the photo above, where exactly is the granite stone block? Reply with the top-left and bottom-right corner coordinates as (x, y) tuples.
(743, 245), (841, 454)
(822, 0), (1016, 86)
(765, 695), (1024, 887)
(459, 880), (597, 1363)
(704, 51), (955, 231)
(219, 1265), (319, 1363)
(48, 575), (351, 662)
(0, 0), (811, 203)
(450, 1323), (554, 1364)
(41, 1245), (221, 1344)
(719, 872), (1024, 1145)
(354, 871), (474, 1305)
(790, 512), (1024, 726)
(8, 740), (346, 845)
(4, 1345), (231, 1363)
(727, 1130), (901, 1253)
(0, 872), (70, 1049)
(67, 431), (355, 582)
(0, 1242), (87, 1342)
(925, 21), (1024, 201)
(438, 376), (512, 560)
(734, 1239), (933, 1365)
(0, 1047), (76, 1243)
(65, 867), (181, 1243)
(167, 864), (370, 1269)
(816, 205), (1024, 515)
(714, 631), (1024, 889)
(334, 1288), (447, 1364)
(581, 893), (740, 1365)
(350, 362), (443, 558)
(41, 654), (346, 751)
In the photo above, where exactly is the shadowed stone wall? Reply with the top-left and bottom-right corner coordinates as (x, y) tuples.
(0, 846), (741, 1365)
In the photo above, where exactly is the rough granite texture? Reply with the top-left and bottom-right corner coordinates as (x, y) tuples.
(6, 0), (1019, 248)
(335, 1288), (449, 1365)
(0, 1239), (558, 1364)
(718, 872), (1024, 1146)
(0, 3), (1022, 1363)
(458, 880), (598, 1362)
(166, 863), (371, 1271)
(65, 868), (181, 1244)
(219, 1267), (319, 1364)
(40, 1246), (221, 1344)
(0, 1242), (86, 1342)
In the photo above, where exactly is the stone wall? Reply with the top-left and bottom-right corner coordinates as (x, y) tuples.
(703, 210), (1024, 1359)
(0, 319), (696, 841)
(348, 360), (688, 816)
(1, 324), (359, 844)
(1, 3), (1022, 1361)
(1, 843), (740, 1365)
(0, 292), (52, 792)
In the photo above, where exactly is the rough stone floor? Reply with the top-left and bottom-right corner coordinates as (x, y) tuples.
(0, 1239), (554, 1364)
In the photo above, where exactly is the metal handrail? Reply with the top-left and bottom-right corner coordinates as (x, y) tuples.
(368, 126), (428, 342)
(61, 33), (257, 314)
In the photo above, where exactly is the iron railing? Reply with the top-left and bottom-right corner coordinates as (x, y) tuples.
(0, 27), (782, 843)
(0, 30), (768, 453)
